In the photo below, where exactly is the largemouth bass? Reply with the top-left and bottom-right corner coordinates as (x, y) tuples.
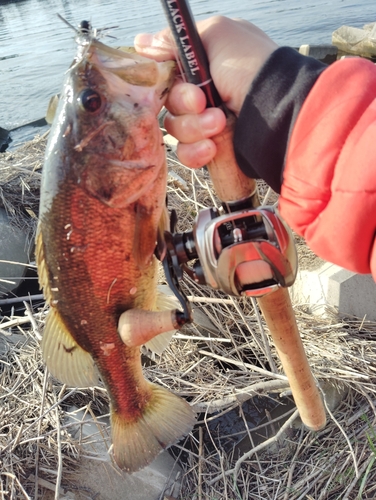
(36, 24), (195, 472)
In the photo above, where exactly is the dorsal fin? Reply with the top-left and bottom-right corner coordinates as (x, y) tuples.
(45, 94), (60, 124)
(35, 225), (51, 303)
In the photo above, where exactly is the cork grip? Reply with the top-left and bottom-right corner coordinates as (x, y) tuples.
(208, 112), (326, 431)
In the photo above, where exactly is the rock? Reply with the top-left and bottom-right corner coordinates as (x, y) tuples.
(0, 126), (10, 152)
(164, 133), (178, 153)
(65, 406), (183, 500)
(332, 24), (376, 58)
(71, 453), (182, 500)
(0, 207), (31, 298)
(320, 380), (348, 413)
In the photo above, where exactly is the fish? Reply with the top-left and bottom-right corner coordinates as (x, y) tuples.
(36, 24), (195, 472)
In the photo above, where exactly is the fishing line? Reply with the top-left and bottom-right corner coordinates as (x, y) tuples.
(167, 31), (188, 83)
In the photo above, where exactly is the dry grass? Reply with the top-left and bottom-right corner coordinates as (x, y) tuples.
(1, 135), (376, 499)
(0, 135), (44, 235)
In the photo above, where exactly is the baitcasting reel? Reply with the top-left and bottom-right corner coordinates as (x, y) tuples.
(162, 199), (298, 324)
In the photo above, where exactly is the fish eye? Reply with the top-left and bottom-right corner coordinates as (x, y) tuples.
(78, 89), (102, 113)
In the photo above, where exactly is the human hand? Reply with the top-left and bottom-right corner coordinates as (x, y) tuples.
(135, 16), (278, 168)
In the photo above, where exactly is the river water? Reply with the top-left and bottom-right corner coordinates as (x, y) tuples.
(1, 0), (375, 136)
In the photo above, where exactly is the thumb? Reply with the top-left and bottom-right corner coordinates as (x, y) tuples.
(134, 29), (177, 61)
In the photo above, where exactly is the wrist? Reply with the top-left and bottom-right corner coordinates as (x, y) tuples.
(233, 47), (327, 193)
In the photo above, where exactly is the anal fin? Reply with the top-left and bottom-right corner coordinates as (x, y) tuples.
(42, 308), (99, 388)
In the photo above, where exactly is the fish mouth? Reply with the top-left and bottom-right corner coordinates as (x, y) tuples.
(107, 159), (156, 171)
(87, 39), (176, 92)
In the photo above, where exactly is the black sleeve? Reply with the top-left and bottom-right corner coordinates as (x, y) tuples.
(233, 46), (327, 193)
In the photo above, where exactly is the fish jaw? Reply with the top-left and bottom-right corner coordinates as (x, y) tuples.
(85, 38), (176, 111)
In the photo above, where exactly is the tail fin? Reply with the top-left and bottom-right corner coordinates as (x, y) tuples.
(111, 383), (195, 472)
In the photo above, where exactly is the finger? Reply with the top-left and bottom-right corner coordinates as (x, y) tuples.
(134, 29), (176, 61)
(176, 140), (217, 169)
(134, 20), (213, 62)
(165, 82), (207, 115)
(164, 107), (226, 143)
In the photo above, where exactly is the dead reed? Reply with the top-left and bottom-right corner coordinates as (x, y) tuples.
(1, 135), (376, 499)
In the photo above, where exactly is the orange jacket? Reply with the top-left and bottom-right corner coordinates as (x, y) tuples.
(280, 57), (376, 280)
(234, 49), (376, 281)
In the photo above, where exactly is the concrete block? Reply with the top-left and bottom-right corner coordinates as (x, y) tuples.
(65, 407), (182, 500)
(290, 262), (376, 320)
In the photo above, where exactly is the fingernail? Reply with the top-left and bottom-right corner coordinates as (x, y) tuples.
(134, 33), (154, 49)
(177, 139), (215, 169)
(200, 110), (222, 136)
(196, 140), (215, 160)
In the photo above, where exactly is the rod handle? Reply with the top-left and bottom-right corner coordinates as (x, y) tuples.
(258, 288), (326, 430)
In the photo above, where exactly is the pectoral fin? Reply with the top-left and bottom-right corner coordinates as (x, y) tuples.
(144, 287), (179, 354)
(42, 308), (99, 388)
(133, 203), (158, 269)
(155, 205), (168, 261)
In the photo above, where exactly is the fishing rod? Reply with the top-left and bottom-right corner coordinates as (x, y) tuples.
(159, 0), (326, 431)
(160, 0), (221, 107)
